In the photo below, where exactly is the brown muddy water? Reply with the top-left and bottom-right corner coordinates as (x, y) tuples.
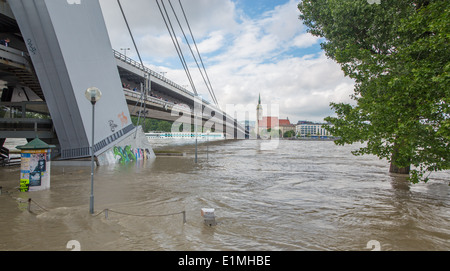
(0, 139), (449, 251)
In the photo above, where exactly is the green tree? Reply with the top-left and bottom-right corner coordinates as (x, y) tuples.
(283, 130), (296, 138)
(157, 120), (173, 132)
(131, 116), (174, 132)
(298, 0), (449, 183)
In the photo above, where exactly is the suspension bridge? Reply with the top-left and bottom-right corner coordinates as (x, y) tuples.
(0, 0), (248, 165)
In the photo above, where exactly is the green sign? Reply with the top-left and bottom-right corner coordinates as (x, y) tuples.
(20, 179), (30, 192)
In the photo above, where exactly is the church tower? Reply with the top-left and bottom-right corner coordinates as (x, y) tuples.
(256, 94), (263, 139)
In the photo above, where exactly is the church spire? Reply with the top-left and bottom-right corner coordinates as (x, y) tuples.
(256, 93), (263, 140)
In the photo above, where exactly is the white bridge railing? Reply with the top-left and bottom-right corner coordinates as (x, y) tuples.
(113, 49), (203, 101)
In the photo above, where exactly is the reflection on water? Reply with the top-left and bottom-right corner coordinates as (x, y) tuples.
(0, 139), (449, 251)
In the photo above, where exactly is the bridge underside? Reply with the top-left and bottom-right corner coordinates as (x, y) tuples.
(0, 0), (247, 164)
(116, 56), (248, 139)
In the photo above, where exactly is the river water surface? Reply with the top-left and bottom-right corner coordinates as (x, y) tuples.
(0, 139), (449, 251)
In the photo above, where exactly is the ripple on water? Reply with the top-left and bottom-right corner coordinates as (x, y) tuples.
(0, 140), (448, 251)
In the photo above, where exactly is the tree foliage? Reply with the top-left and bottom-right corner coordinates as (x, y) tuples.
(298, 0), (449, 183)
(131, 116), (173, 132)
(284, 130), (296, 138)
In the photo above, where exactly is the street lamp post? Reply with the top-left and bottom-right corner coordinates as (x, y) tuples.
(207, 130), (210, 161)
(195, 124), (198, 164)
(121, 47), (130, 58)
(194, 95), (202, 164)
(85, 87), (102, 214)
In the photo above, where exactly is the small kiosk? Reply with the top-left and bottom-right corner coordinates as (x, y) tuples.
(16, 138), (55, 192)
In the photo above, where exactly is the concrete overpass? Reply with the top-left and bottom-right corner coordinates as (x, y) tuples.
(114, 49), (247, 138)
(0, 0), (247, 164)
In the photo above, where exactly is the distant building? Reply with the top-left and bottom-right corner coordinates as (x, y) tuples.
(297, 120), (315, 125)
(256, 94), (263, 138)
(296, 123), (333, 138)
(259, 116), (280, 131)
(256, 95), (295, 138)
(279, 118), (296, 137)
(238, 120), (256, 128)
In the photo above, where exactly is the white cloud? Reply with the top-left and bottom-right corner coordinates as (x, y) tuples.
(258, 0), (305, 41)
(100, 0), (355, 123)
(292, 33), (321, 49)
(208, 52), (355, 122)
(196, 31), (225, 54)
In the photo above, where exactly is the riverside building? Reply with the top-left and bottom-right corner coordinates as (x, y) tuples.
(296, 122), (333, 138)
(255, 95), (295, 138)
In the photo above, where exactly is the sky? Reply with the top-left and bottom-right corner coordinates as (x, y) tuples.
(99, 0), (356, 123)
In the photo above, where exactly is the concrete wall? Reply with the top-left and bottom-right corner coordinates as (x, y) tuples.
(8, 0), (133, 159)
(97, 126), (156, 166)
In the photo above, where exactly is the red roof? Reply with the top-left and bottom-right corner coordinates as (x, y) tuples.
(279, 119), (292, 126)
(259, 117), (291, 128)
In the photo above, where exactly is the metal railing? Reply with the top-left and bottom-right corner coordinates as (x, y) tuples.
(0, 146), (8, 158)
(113, 49), (246, 134)
(0, 101), (54, 139)
(123, 89), (192, 115)
(0, 44), (30, 67)
(0, 101), (48, 118)
(113, 49), (217, 108)
(113, 49), (197, 97)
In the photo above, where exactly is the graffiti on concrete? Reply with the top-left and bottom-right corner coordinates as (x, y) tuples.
(113, 145), (152, 164)
(109, 120), (118, 132)
(118, 112), (128, 127)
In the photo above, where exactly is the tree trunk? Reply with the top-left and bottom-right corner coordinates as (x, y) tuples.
(389, 162), (410, 174)
(390, 142), (411, 174)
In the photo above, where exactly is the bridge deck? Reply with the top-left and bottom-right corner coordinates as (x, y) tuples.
(1, 0), (247, 157)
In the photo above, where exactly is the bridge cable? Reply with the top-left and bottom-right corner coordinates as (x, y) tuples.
(117, 0), (150, 135)
(159, 0), (197, 96)
(176, 0), (219, 107)
(167, 0), (219, 107)
(156, 0), (198, 96)
(117, 0), (144, 67)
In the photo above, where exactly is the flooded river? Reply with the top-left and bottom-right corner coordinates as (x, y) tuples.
(0, 139), (449, 251)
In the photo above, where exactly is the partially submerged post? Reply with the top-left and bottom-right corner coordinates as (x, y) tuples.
(201, 208), (217, 226)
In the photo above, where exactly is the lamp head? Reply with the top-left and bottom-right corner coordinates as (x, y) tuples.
(85, 87), (102, 104)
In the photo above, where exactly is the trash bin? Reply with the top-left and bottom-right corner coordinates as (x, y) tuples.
(16, 138), (55, 192)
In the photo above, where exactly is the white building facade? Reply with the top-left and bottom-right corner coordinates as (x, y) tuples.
(296, 123), (333, 138)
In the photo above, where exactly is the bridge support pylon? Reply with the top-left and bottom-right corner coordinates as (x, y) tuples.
(8, 0), (155, 164)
